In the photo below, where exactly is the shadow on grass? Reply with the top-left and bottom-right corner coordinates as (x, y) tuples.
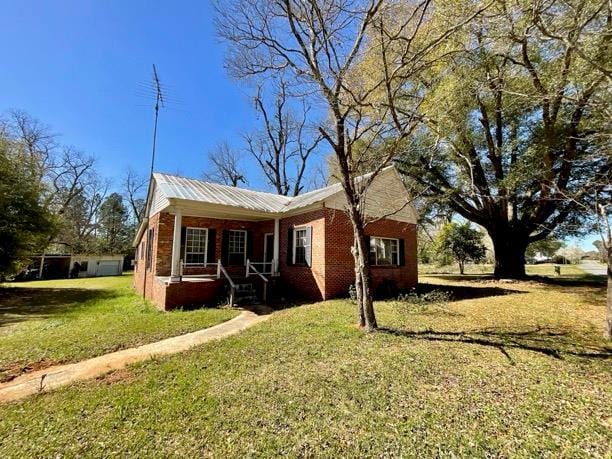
(417, 281), (523, 301)
(529, 274), (607, 287)
(424, 272), (606, 287)
(0, 287), (119, 328)
(379, 326), (612, 364)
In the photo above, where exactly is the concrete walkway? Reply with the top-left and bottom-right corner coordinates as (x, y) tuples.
(0, 310), (269, 404)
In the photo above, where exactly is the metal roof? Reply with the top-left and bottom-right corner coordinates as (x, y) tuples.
(153, 166), (398, 215)
(154, 173), (291, 213)
(284, 182), (343, 211)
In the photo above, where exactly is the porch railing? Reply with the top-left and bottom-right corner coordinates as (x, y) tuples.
(217, 259), (236, 306)
(245, 259), (269, 302)
(246, 260), (275, 275)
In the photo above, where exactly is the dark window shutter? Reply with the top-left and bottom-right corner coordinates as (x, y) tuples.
(180, 226), (186, 260)
(246, 231), (253, 260)
(286, 227), (294, 265)
(207, 229), (216, 263)
(305, 226), (312, 267)
(221, 230), (230, 265)
(398, 239), (405, 266)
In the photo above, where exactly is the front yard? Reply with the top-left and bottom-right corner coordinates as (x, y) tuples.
(0, 275), (238, 383)
(0, 273), (610, 456)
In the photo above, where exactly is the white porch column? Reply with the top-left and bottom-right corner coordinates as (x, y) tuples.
(170, 209), (182, 280)
(273, 217), (280, 275)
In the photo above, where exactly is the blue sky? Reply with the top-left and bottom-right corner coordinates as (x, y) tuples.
(0, 0), (598, 251)
(0, 0), (267, 186)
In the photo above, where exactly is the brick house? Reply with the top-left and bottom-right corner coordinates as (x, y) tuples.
(133, 166), (418, 310)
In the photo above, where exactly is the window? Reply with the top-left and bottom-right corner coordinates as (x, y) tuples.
(146, 228), (154, 270)
(184, 228), (208, 265)
(369, 237), (399, 266)
(228, 230), (247, 265)
(79, 261), (88, 272)
(293, 227), (310, 265)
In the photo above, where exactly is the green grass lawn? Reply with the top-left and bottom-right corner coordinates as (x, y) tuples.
(0, 275), (238, 382)
(0, 274), (610, 457)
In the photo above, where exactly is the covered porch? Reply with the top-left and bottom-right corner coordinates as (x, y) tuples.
(160, 199), (282, 307)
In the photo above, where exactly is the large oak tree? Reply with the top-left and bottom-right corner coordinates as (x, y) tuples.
(397, 0), (610, 278)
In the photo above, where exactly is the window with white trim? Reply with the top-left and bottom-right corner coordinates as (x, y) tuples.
(293, 227), (309, 265)
(228, 230), (247, 265)
(184, 228), (208, 265)
(369, 237), (399, 266)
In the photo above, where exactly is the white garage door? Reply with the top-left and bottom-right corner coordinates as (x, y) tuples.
(96, 260), (121, 276)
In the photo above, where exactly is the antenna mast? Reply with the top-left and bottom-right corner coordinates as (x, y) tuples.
(150, 64), (164, 177)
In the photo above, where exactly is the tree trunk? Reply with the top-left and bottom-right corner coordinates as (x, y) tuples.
(459, 261), (465, 275)
(352, 242), (366, 328)
(490, 231), (528, 279)
(354, 228), (377, 331)
(606, 245), (611, 340)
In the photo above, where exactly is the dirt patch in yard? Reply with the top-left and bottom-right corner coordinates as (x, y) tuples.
(0, 358), (58, 384)
(95, 368), (134, 385)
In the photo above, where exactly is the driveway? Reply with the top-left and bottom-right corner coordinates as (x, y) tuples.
(579, 260), (608, 276)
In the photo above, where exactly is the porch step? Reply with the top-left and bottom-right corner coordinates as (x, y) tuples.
(231, 282), (260, 305)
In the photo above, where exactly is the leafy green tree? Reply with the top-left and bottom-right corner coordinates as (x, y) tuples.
(398, 0), (609, 278)
(434, 223), (486, 274)
(0, 137), (55, 277)
(98, 193), (130, 254)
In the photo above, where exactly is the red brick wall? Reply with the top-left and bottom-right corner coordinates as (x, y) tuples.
(164, 279), (225, 309)
(278, 209), (326, 300)
(323, 207), (418, 298)
(155, 212), (274, 277)
(134, 207), (417, 308)
(134, 211), (276, 309)
(132, 212), (160, 304)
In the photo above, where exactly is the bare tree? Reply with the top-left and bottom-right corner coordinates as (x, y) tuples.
(56, 173), (109, 252)
(203, 142), (247, 187)
(245, 79), (323, 196)
(47, 146), (96, 215)
(1, 110), (103, 272)
(1, 109), (57, 184)
(217, 0), (484, 330)
(123, 167), (148, 224)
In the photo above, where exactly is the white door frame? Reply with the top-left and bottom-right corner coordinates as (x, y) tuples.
(263, 232), (274, 273)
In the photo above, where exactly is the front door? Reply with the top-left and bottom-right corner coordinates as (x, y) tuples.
(264, 233), (274, 272)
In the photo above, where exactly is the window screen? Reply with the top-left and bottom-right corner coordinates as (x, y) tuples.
(184, 228), (208, 265)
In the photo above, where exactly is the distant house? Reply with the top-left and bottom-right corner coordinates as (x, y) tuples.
(133, 166), (418, 310)
(31, 251), (125, 280)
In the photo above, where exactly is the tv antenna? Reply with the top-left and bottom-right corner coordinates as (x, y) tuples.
(149, 64), (165, 177)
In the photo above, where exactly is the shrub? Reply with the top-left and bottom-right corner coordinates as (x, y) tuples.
(395, 288), (453, 316)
